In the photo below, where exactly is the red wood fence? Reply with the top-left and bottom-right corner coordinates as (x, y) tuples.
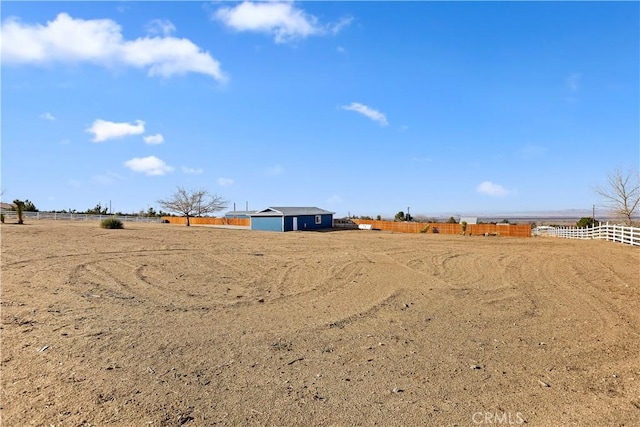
(161, 217), (250, 226)
(352, 219), (531, 237)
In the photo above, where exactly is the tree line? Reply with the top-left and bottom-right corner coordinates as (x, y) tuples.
(2, 169), (639, 226)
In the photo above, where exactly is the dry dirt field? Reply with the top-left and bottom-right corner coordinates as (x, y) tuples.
(1, 220), (639, 426)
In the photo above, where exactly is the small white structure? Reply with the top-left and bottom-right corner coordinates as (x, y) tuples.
(532, 226), (556, 236)
(459, 217), (478, 224)
(358, 224), (373, 230)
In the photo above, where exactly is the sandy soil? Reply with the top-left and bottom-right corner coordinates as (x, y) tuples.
(1, 221), (639, 426)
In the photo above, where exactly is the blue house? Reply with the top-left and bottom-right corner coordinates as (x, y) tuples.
(250, 207), (334, 232)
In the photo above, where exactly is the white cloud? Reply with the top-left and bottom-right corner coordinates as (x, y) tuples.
(39, 112), (55, 121)
(182, 166), (204, 175)
(143, 133), (164, 145)
(214, 2), (351, 44)
(566, 73), (581, 92)
(86, 119), (145, 142)
(1, 13), (227, 81)
(328, 17), (353, 35)
(124, 155), (173, 176)
(266, 164), (284, 176)
(477, 181), (508, 197)
(145, 19), (176, 36)
(336, 46), (346, 54)
(92, 171), (123, 185)
(341, 102), (388, 126)
(217, 177), (234, 186)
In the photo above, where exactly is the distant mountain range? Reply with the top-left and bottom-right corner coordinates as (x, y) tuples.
(414, 209), (637, 224)
(472, 209), (595, 218)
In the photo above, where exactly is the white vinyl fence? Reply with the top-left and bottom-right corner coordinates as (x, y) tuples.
(546, 222), (639, 247)
(1, 210), (162, 223)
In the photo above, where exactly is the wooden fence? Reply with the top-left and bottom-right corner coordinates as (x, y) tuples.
(352, 219), (531, 237)
(549, 222), (639, 246)
(161, 217), (250, 226)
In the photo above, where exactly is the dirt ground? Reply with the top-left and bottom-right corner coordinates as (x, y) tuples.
(1, 220), (639, 426)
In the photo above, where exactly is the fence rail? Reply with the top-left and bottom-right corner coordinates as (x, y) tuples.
(1, 211), (162, 223)
(548, 222), (639, 247)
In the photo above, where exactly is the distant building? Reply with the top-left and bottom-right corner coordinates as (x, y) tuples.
(225, 210), (256, 219)
(250, 207), (334, 232)
(459, 216), (478, 224)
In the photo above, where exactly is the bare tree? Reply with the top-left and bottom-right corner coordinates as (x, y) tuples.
(594, 168), (640, 225)
(157, 187), (228, 226)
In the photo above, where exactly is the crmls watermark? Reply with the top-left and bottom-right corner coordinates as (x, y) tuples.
(472, 412), (525, 425)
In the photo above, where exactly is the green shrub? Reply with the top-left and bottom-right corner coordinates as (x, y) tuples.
(576, 217), (597, 228)
(100, 218), (124, 229)
(0, 213), (4, 224)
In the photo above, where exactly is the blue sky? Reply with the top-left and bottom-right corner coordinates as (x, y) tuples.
(1, 1), (638, 218)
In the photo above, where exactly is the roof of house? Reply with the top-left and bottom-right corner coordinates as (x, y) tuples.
(225, 210), (257, 216)
(251, 207), (335, 217)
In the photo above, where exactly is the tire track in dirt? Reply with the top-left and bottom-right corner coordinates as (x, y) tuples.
(398, 245), (542, 324)
(219, 251), (434, 333)
(132, 256), (251, 306)
(132, 251), (368, 308)
(60, 247), (383, 318)
(68, 261), (141, 304)
(63, 251), (265, 309)
(537, 252), (621, 338)
(267, 257), (366, 303)
(239, 243), (545, 333)
(2, 248), (195, 269)
(400, 247), (494, 288)
(526, 243), (640, 410)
